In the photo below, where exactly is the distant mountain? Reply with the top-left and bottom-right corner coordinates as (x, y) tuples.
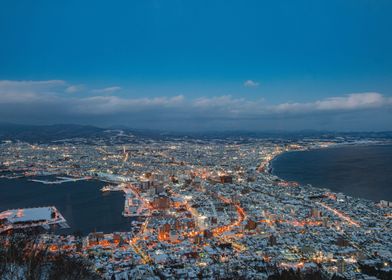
(0, 123), (173, 143)
(0, 123), (105, 142)
(0, 123), (391, 143)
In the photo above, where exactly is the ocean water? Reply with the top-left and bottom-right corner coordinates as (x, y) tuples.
(0, 177), (133, 235)
(271, 144), (392, 202)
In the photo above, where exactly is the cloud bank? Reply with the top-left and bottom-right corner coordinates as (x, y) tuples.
(0, 80), (391, 131)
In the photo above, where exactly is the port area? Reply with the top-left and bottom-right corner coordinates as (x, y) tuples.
(29, 176), (91, 185)
(0, 206), (69, 233)
(101, 183), (149, 217)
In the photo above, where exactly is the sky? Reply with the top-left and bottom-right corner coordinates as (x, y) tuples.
(0, 0), (391, 131)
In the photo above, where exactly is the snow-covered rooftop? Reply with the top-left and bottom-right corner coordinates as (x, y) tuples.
(0, 207), (54, 223)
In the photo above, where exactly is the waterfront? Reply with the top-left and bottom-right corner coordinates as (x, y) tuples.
(0, 177), (132, 235)
(272, 144), (392, 202)
(1, 138), (392, 279)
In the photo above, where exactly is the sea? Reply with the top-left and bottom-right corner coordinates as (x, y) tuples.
(271, 144), (392, 202)
(0, 176), (133, 235)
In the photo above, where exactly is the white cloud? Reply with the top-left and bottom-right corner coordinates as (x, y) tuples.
(65, 85), (85, 93)
(193, 95), (264, 115)
(0, 79), (391, 130)
(192, 92), (392, 116)
(91, 86), (122, 94)
(0, 80), (65, 87)
(0, 80), (67, 104)
(0, 80), (66, 93)
(0, 80), (390, 116)
(73, 95), (185, 114)
(243, 80), (260, 88)
(273, 92), (391, 114)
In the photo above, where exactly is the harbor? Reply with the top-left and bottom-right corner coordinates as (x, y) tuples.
(0, 177), (133, 235)
(29, 176), (91, 185)
(100, 183), (149, 218)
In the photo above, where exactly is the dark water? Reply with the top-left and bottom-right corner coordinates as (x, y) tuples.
(0, 177), (132, 235)
(272, 144), (392, 202)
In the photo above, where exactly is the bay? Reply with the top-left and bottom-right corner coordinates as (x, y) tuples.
(0, 177), (132, 235)
(272, 144), (392, 202)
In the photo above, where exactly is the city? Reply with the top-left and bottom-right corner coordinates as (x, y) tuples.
(1, 132), (391, 279)
(1, 1), (392, 279)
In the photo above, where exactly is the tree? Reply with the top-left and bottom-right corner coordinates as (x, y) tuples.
(0, 231), (101, 280)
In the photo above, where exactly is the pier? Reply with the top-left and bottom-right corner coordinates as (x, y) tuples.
(0, 206), (69, 233)
(29, 176), (91, 185)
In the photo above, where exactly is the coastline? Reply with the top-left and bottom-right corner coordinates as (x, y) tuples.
(266, 142), (392, 202)
(266, 140), (392, 175)
(0, 177), (132, 235)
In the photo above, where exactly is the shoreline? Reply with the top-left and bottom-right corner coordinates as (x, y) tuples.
(267, 140), (392, 175)
(0, 177), (131, 235)
(266, 142), (392, 203)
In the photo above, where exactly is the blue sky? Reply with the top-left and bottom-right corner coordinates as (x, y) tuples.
(0, 0), (391, 131)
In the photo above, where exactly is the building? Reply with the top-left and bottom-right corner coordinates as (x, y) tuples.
(337, 257), (346, 274)
(220, 175), (233, 184)
(153, 195), (171, 210)
(311, 207), (321, 218)
(268, 234), (277, 246)
(245, 219), (257, 230)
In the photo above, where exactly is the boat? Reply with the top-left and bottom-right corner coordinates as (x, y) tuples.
(101, 185), (112, 192)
